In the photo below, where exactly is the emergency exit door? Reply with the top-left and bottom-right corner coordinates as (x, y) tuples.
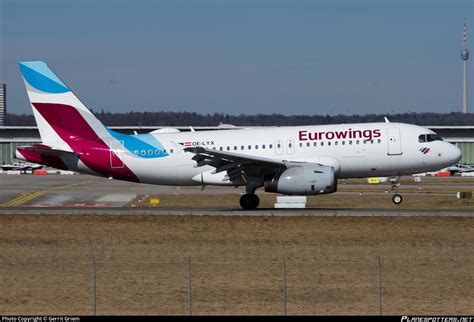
(110, 141), (125, 168)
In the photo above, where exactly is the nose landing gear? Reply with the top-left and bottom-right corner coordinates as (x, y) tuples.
(392, 193), (403, 205)
(389, 176), (403, 205)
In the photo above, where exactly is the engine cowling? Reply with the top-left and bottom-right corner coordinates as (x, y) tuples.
(264, 164), (337, 195)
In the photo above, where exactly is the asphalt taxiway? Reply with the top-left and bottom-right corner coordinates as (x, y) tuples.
(0, 174), (246, 207)
(0, 206), (472, 217)
(0, 174), (472, 216)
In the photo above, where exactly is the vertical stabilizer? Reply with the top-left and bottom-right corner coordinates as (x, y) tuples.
(18, 61), (109, 150)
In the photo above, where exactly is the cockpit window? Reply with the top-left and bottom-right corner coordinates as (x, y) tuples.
(419, 134), (443, 143)
(427, 134), (443, 142)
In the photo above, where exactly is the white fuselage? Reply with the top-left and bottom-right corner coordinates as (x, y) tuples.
(85, 122), (461, 186)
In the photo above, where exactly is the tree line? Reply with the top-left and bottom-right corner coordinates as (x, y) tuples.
(5, 111), (474, 127)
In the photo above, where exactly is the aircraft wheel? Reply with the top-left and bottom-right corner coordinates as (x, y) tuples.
(392, 194), (403, 205)
(240, 194), (260, 210)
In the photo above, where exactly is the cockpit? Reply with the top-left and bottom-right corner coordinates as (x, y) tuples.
(418, 134), (443, 143)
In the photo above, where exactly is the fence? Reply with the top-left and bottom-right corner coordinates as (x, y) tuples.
(1, 257), (472, 315)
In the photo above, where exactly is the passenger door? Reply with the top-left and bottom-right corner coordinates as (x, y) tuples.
(387, 128), (402, 155)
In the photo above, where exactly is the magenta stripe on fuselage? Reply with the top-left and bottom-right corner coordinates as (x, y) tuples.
(32, 102), (140, 182)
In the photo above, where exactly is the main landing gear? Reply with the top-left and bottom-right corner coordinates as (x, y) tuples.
(240, 193), (260, 210)
(389, 176), (403, 205)
(240, 177), (262, 210)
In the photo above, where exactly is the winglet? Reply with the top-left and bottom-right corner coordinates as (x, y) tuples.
(384, 117), (390, 123)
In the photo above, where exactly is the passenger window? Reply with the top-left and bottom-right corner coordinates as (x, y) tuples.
(314, 142), (317, 147)
(141, 150), (146, 155)
(255, 145), (258, 149)
(299, 142), (303, 147)
(234, 146), (237, 150)
(148, 150), (153, 155)
(219, 147), (223, 151)
(306, 142), (310, 147)
(241, 146), (244, 150)
(226, 147), (230, 151)
(155, 149), (160, 154)
(134, 150), (139, 155)
(321, 142), (324, 146)
(269, 144), (273, 149)
(328, 142), (331, 146)
(262, 144), (266, 149)
(377, 139), (381, 143)
(170, 149), (174, 154)
(349, 141), (352, 145)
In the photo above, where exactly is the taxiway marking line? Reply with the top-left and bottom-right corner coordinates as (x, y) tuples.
(0, 180), (97, 207)
(0, 193), (34, 207)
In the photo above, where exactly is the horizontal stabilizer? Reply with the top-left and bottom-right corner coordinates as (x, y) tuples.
(15, 144), (77, 171)
(17, 145), (77, 158)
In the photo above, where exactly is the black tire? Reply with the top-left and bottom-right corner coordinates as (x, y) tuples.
(240, 194), (260, 210)
(392, 194), (403, 205)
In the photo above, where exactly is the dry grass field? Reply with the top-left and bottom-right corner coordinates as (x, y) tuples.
(0, 214), (473, 315)
(129, 177), (474, 209)
(130, 193), (473, 210)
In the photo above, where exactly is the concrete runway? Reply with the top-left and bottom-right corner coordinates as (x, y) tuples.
(0, 174), (472, 216)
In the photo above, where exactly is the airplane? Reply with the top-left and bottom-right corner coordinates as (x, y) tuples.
(14, 61), (462, 209)
(447, 163), (474, 175)
(1, 162), (43, 173)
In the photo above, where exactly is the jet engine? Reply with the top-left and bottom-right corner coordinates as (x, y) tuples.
(264, 164), (337, 195)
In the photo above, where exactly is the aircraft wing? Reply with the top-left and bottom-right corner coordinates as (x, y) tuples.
(0, 165), (18, 171)
(184, 146), (297, 182)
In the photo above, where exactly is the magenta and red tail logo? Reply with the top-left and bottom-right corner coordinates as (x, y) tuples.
(419, 147), (431, 155)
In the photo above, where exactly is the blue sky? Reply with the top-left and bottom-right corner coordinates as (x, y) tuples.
(1, 0), (473, 115)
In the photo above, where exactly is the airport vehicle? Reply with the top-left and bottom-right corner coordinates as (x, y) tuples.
(0, 162), (43, 173)
(15, 61), (462, 209)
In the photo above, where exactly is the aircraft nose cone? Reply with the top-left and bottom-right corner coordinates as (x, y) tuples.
(448, 144), (462, 165)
